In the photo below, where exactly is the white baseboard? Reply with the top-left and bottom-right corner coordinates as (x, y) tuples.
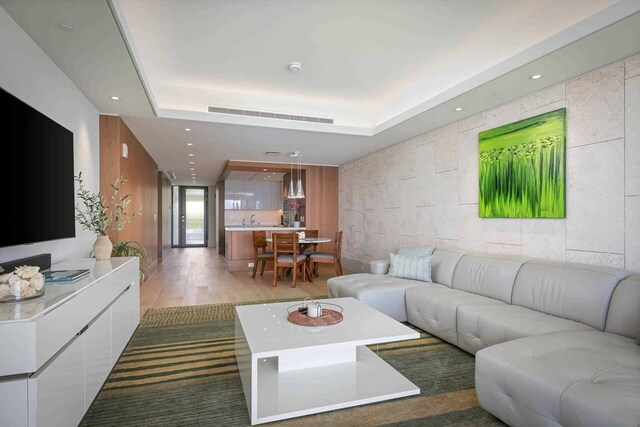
(341, 257), (370, 274)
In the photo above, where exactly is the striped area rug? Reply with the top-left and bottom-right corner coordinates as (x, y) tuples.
(81, 299), (504, 426)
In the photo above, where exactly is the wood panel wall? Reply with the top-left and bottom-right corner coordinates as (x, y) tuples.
(99, 115), (159, 266)
(301, 166), (339, 253)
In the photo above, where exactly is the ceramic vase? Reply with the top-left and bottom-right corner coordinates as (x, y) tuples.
(294, 221), (301, 228)
(93, 235), (113, 260)
(93, 260), (114, 277)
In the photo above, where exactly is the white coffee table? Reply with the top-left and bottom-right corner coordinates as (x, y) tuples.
(235, 297), (420, 425)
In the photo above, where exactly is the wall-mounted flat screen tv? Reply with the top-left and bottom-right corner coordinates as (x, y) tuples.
(2, 87), (75, 247)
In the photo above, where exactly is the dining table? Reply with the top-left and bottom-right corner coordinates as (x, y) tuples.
(266, 236), (333, 281)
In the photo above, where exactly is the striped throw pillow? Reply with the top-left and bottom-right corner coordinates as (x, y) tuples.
(396, 247), (435, 257)
(388, 253), (432, 282)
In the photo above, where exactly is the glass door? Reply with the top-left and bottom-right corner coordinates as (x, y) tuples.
(172, 186), (208, 247)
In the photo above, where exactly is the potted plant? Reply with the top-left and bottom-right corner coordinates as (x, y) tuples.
(75, 173), (141, 260)
(290, 202), (301, 228)
(112, 239), (151, 282)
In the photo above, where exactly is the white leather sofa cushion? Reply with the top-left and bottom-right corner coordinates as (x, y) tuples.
(456, 304), (595, 354)
(605, 274), (640, 339)
(405, 286), (504, 345)
(452, 253), (525, 303)
(326, 273), (435, 322)
(475, 331), (640, 427)
(512, 261), (633, 330)
(431, 249), (465, 287)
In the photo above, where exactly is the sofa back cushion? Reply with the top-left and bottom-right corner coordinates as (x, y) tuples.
(605, 274), (640, 339)
(512, 261), (632, 330)
(431, 249), (465, 287)
(452, 253), (525, 303)
(397, 247), (434, 257)
(388, 253), (432, 282)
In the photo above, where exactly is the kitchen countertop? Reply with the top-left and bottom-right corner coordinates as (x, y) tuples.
(225, 225), (306, 231)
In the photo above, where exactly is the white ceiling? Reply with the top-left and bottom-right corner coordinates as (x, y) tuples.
(2, 1), (640, 185)
(113, 0), (621, 131)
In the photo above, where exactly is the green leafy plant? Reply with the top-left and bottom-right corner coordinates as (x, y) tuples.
(75, 173), (141, 235)
(112, 239), (151, 282)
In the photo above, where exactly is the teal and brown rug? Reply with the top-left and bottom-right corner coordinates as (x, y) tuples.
(81, 297), (503, 426)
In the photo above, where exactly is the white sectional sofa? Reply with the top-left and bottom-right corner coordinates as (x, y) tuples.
(327, 250), (640, 427)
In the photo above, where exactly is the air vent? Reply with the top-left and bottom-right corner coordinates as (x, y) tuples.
(208, 106), (333, 124)
(264, 151), (282, 156)
(165, 171), (177, 180)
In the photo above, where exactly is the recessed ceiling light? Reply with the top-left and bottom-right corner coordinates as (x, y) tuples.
(190, 168), (195, 171)
(187, 143), (193, 146)
(288, 61), (302, 72)
(189, 161), (195, 164)
(263, 169), (268, 171)
(530, 74), (543, 80)
(454, 107), (463, 112)
(58, 23), (74, 32)
(188, 153), (194, 157)
(110, 96), (120, 101)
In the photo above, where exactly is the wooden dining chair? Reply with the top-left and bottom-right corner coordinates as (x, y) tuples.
(252, 231), (273, 279)
(272, 232), (308, 288)
(310, 230), (343, 277)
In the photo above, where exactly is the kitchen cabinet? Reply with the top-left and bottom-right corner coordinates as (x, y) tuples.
(0, 258), (140, 427)
(273, 181), (283, 210)
(224, 180), (236, 209)
(84, 306), (112, 410)
(111, 282), (139, 362)
(28, 333), (85, 427)
(225, 180), (282, 210)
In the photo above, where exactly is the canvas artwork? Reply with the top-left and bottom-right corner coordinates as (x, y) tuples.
(479, 108), (566, 218)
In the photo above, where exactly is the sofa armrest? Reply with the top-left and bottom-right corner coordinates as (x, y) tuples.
(370, 260), (390, 275)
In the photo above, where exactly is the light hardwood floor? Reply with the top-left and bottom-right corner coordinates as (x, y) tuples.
(140, 248), (341, 315)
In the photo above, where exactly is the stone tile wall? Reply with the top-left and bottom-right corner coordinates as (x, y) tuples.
(340, 55), (640, 271)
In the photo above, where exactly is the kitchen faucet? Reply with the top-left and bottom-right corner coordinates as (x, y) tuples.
(250, 214), (256, 225)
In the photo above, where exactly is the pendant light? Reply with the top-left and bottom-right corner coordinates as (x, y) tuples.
(288, 152), (296, 199)
(295, 152), (305, 199)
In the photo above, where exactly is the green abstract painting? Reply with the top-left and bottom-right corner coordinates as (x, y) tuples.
(479, 108), (566, 218)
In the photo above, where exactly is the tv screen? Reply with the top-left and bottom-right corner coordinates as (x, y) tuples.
(2, 87), (75, 247)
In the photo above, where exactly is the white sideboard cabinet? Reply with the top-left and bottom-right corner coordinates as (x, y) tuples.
(0, 257), (140, 427)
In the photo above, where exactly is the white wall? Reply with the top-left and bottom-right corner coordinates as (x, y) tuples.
(0, 8), (99, 264)
(340, 55), (640, 272)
